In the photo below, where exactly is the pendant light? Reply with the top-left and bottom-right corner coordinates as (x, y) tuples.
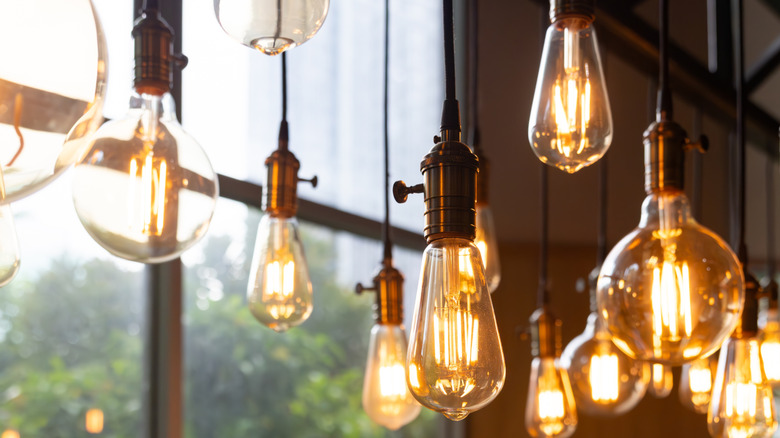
(0, 0), (107, 202)
(759, 137), (780, 387)
(72, 0), (219, 263)
(596, 0), (743, 366)
(468, 0), (500, 293)
(561, 157), (649, 416)
(247, 53), (317, 333)
(354, 0), (420, 429)
(214, 0), (329, 56)
(393, 0), (505, 421)
(708, 2), (777, 434)
(525, 165), (577, 437)
(528, 0), (612, 174)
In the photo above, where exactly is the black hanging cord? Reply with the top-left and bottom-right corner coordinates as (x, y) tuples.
(467, 0), (479, 147)
(691, 108), (704, 221)
(734, 0), (747, 263)
(440, 0), (460, 132)
(596, 157), (608, 268)
(538, 165), (549, 307)
(382, 0), (392, 262)
(142, 0), (158, 11)
(767, 141), (776, 280)
(656, 0), (672, 121)
(279, 53), (289, 146)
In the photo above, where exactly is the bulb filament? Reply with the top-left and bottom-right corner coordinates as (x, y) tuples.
(651, 258), (692, 346)
(760, 335), (780, 383)
(537, 364), (568, 436)
(689, 365), (713, 407)
(589, 353), (618, 402)
(264, 259), (296, 319)
(127, 153), (167, 236)
(550, 23), (591, 158)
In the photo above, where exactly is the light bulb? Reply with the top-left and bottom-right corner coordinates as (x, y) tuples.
(526, 357), (577, 437)
(475, 204), (500, 293)
(247, 215), (312, 332)
(73, 92), (218, 263)
(679, 355), (717, 414)
(528, 4), (612, 174)
(708, 336), (777, 437)
(561, 313), (648, 416)
(406, 238), (505, 421)
(648, 363), (674, 398)
(362, 323), (421, 430)
(214, 0), (329, 55)
(597, 189), (744, 365)
(759, 304), (780, 387)
(0, 0), (106, 202)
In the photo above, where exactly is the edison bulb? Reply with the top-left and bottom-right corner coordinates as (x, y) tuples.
(214, 0), (329, 56)
(0, 203), (20, 287)
(72, 93), (218, 263)
(561, 313), (648, 416)
(759, 307), (780, 387)
(528, 16), (612, 174)
(708, 336), (777, 437)
(597, 190), (744, 365)
(648, 363), (673, 398)
(247, 215), (312, 332)
(475, 204), (501, 293)
(406, 238), (505, 421)
(0, 0), (106, 202)
(680, 355), (717, 414)
(362, 324), (420, 430)
(526, 357), (577, 437)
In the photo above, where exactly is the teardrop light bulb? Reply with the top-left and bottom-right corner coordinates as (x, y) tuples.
(679, 355), (717, 414)
(362, 323), (420, 430)
(597, 190), (744, 365)
(72, 93), (219, 263)
(528, 14), (612, 174)
(561, 313), (648, 416)
(475, 204), (500, 293)
(648, 363), (673, 398)
(406, 238), (505, 421)
(525, 356), (577, 437)
(214, 0), (330, 56)
(247, 215), (312, 332)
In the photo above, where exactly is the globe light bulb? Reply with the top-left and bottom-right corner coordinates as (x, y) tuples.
(0, 0), (106, 202)
(214, 0), (329, 56)
(406, 238), (505, 421)
(528, 2), (612, 174)
(679, 355), (717, 414)
(526, 356), (578, 438)
(597, 189), (744, 365)
(0, 202), (21, 287)
(561, 312), (649, 416)
(648, 363), (674, 398)
(247, 215), (312, 332)
(73, 92), (218, 263)
(475, 204), (500, 293)
(707, 336), (777, 437)
(362, 323), (421, 430)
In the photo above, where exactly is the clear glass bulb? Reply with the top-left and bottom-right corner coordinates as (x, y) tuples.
(597, 189), (744, 365)
(247, 215), (312, 332)
(528, 17), (612, 174)
(708, 336), (777, 437)
(525, 357), (577, 437)
(759, 308), (780, 387)
(0, 0), (106, 202)
(475, 204), (501, 293)
(561, 313), (648, 416)
(362, 323), (421, 430)
(406, 238), (505, 421)
(72, 93), (218, 263)
(679, 355), (717, 414)
(648, 363), (674, 398)
(0, 202), (21, 287)
(214, 0), (329, 56)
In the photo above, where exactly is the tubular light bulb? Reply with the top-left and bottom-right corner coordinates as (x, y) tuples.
(526, 357), (577, 437)
(759, 307), (780, 387)
(247, 215), (312, 332)
(708, 336), (777, 437)
(528, 15), (612, 174)
(561, 313), (648, 416)
(73, 93), (218, 263)
(475, 204), (501, 293)
(214, 0), (329, 55)
(680, 355), (717, 413)
(362, 323), (421, 430)
(648, 363), (673, 398)
(406, 238), (505, 421)
(597, 190), (744, 365)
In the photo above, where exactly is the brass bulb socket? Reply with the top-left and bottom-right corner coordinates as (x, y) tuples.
(264, 145), (300, 218)
(529, 306), (562, 358)
(372, 262), (404, 325)
(421, 129), (478, 243)
(643, 119), (688, 194)
(736, 271), (761, 337)
(133, 10), (174, 95)
(549, 0), (595, 23)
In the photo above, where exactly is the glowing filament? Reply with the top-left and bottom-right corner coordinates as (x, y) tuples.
(379, 363), (406, 398)
(690, 367), (713, 394)
(761, 338), (780, 382)
(127, 155), (167, 236)
(264, 260), (296, 319)
(589, 353), (619, 402)
(651, 260), (692, 343)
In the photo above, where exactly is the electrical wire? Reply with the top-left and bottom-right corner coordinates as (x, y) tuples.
(382, 0), (392, 262)
(656, 0), (672, 121)
(767, 140), (776, 281)
(735, 0), (747, 263)
(143, 0), (158, 11)
(538, 164), (549, 307)
(279, 53), (289, 146)
(440, 0), (460, 131)
(467, 0), (479, 147)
